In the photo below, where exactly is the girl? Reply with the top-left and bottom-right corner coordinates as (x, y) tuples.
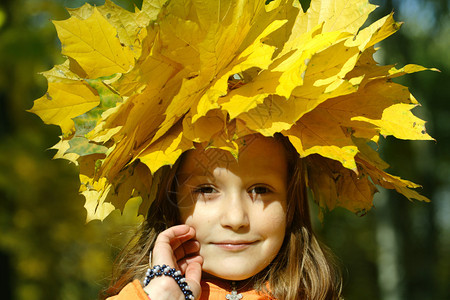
(104, 134), (342, 300)
(30, 0), (431, 299)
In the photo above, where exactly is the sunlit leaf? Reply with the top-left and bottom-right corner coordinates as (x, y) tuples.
(53, 7), (135, 78)
(30, 81), (100, 134)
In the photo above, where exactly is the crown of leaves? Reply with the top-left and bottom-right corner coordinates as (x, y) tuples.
(31, 0), (434, 222)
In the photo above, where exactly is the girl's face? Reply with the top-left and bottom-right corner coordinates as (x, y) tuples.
(177, 135), (288, 281)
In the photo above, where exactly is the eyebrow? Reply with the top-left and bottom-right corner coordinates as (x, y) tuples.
(176, 171), (285, 188)
(175, 172), (214, 185)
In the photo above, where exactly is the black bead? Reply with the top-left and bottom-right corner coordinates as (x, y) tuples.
(145, 265), (193, 298)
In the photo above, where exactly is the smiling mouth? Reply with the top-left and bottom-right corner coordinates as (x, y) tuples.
(212, 241), (256, 251)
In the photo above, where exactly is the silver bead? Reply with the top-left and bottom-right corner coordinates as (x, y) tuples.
(174, 270), (182, 276)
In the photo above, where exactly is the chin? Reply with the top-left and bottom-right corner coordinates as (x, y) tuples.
(202, 261), (264, 281)
(203, 269), (255, 281)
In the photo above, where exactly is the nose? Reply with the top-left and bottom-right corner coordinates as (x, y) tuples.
(220, 191), (250, 231)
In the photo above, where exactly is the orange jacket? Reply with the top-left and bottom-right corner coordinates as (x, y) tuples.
(107, 279), (275, 300)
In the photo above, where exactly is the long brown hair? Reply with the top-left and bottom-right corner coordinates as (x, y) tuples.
(102, 135), (342, 299)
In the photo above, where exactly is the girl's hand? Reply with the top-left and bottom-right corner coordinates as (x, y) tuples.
(144, 225), (203, 300)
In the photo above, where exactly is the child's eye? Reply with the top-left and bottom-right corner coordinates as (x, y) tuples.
(193, 185), (217, 194)
(248, 185), (271, 195)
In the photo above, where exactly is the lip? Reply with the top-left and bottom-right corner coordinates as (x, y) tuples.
(211, 240), (257, 251)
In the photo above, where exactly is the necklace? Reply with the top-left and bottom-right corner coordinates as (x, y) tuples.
(225, 281), (243, 300)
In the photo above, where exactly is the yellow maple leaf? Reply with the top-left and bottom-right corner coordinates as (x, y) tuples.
(306, 155), (378, 215)
(41, 59), (81, 83)
(53, 7), (135, 78)
(50, 138), (80, 163)
(353, 103), (434, 140)
(357, 156), (429, 202)
(29, 81), (100, 134)
(138, 121), (193, 174)
(305, 0), (377, 34)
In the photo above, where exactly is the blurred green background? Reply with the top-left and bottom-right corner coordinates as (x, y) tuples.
(0, 0), (448, 299)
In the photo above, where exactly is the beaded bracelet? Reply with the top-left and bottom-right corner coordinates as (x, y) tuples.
(143, 264), (195, 300)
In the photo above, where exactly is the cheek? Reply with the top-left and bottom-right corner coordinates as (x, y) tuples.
(260, 209), (286, 239)
(182, 215), (217, 248)
(179, 204), (213, 237)
(259, 202), (287, 240)
(182, 213), (205, 228)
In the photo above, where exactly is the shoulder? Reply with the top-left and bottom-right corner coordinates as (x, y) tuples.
(106, 280), (149, 300)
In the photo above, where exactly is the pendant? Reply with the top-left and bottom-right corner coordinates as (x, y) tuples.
(225, 281), (243, 300)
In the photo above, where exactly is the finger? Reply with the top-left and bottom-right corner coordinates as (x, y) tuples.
(155, 225), (195, 251)
(168, 227), (196, 251)
(155, 225), (194, 244)
(185, 260), (203, 300)
(173, 240), (200, 261)
(177, 254), (203, 275)
(151, 225), (196, 267)
(186, 260), (203, 283)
